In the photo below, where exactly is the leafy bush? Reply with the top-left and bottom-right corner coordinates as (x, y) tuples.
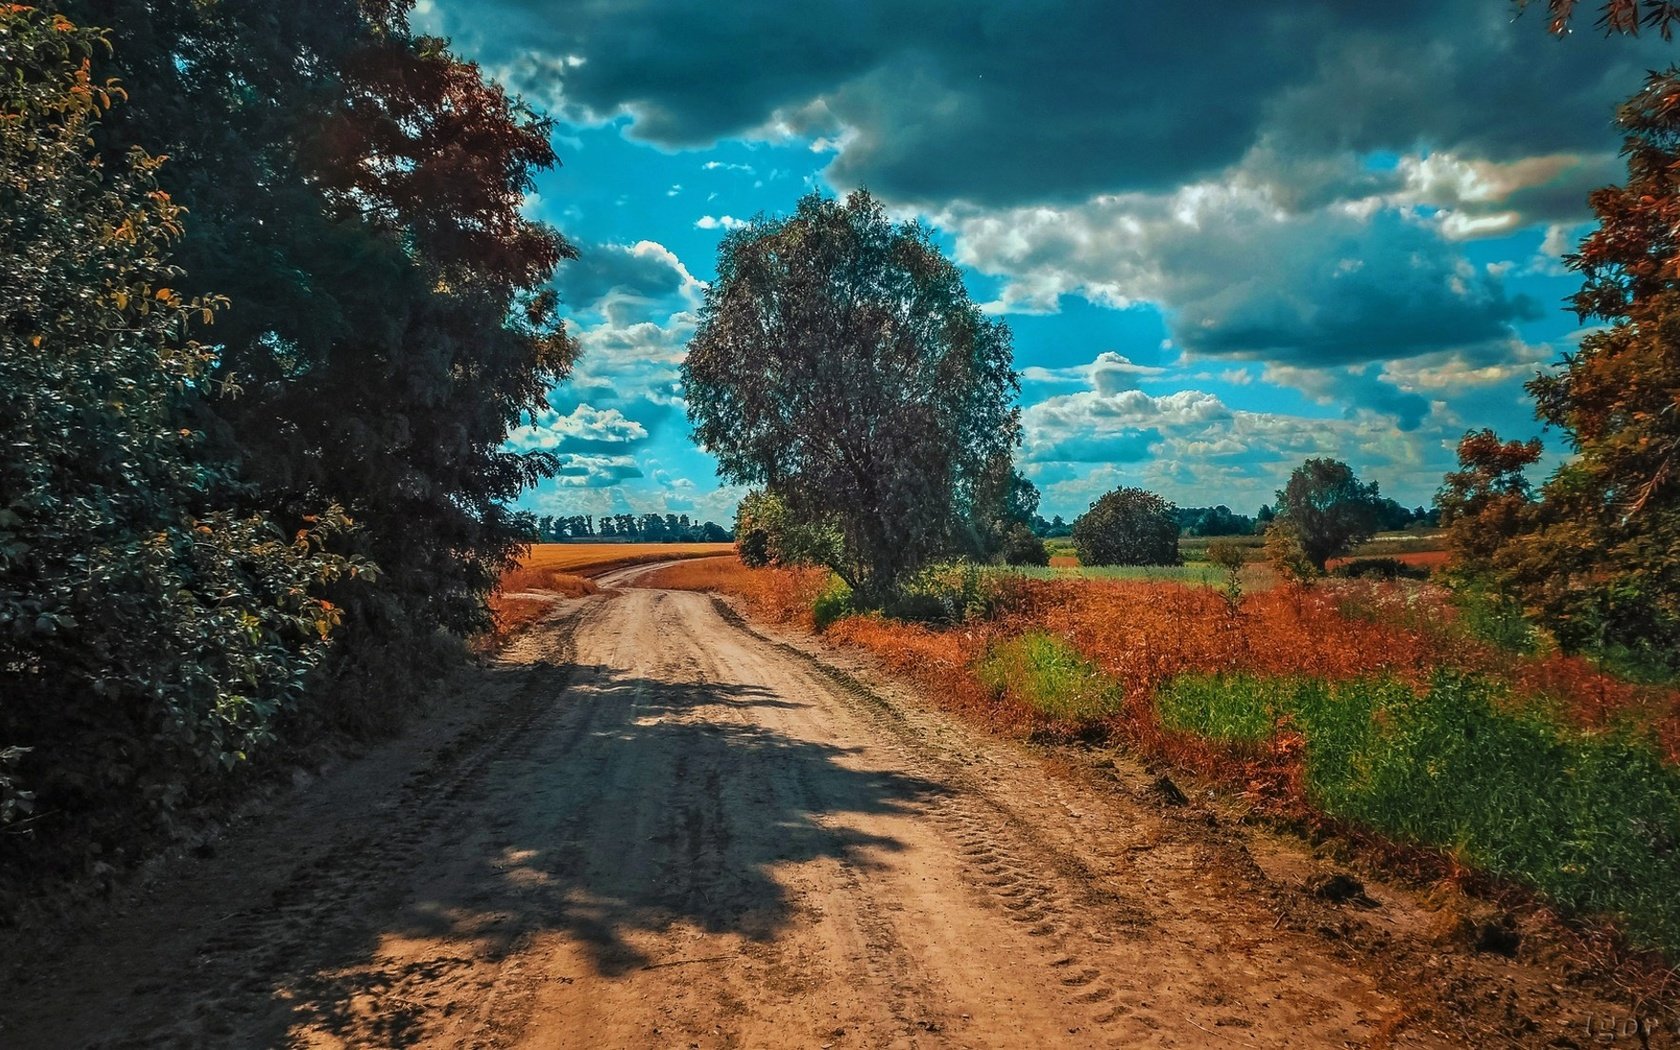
(979, 632), (1121, 723)
(0, 8), (365, 880)
(1158, 672), (1680, 954)
(812, 576), (855, 631)
(1263, 519), (1319, 583)
(1453, 586), (1545, 655)
(1072, 487), (1181, 566)
(737, 525), (772, 568)
(735, 490), (840, 569)
(1001, 523), (1050, 566)
(886, 563), (1024, 624)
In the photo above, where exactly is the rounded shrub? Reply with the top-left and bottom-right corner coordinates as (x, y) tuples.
(1072, 487), (1181, 566)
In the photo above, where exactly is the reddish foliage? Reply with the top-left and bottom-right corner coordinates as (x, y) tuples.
(648, 563), (1680, 762)
(488, 544), (729, 644)
(826, 617), (1031, 735)
(640, 558), (831, 626)
(485, 569), (598, 643)
(1325, 550), (1450, 570)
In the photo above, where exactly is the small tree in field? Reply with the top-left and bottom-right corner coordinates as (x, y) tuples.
(684, 191), (1018, 605)
(1262, 520), (1320, 584)
(1205, 539), (1248, 611)
(1072, 488), (1181, 566)
(1273, 458), (1384, 573)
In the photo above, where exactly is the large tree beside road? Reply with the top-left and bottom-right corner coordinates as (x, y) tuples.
(683, 191), (1019, 604)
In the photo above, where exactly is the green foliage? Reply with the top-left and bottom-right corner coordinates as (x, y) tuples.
(0, 7), (363, 873)
(1180, 505), (1256, 537)
(1156, 674), (1290, 745)
(961, 452), (1041, 562)
(1331, 557), (1429, 581)
(888, 563), (1019, 624)
(1205, 539), (1247, 610)
(1071, 487), (1181, 566)
(1453, 586), (1545, 655)
(979, 632), (1121, 723)
(683, 190), (1019, 605)
(1158, 672), (1680, 954)
(734, 490), (840, 569)
(1003, 564), (1219, 585)
(1264, 519), (1320, 584)
(811, 576), (855, 631)
(1000, 522), (1050, 566)
(1274, 458), (1384, 572)
(61, 0), (577, 643)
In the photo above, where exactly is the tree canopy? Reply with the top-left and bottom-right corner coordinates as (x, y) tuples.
(963, 452), (1042, 563)
(1437, 69), (1680, 664)
(683, 190), (1019, 602)
(1271, 458), (1384, 573)
(61, 0), (576, 644)
(1071, 488), (1181, 567)
(0, 5), (372, 878)
(0, 1), (574, 894)
(1514, 0), (1680, 38)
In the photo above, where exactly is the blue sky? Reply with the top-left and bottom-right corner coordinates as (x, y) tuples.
(416, 1), (1669, 525)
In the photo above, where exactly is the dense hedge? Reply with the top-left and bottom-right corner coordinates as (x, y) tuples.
(0, 2), (571, 904)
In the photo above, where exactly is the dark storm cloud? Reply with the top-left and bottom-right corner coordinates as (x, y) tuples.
(948, 196), (1542, 369)
(1260, 6), (1649, 170)
(550, 241), (698, 319)
(1162, 211), (1543, 367)
(430, 0), (1668, 208)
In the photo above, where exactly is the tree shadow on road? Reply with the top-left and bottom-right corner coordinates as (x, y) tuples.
(281, 656), (945, 1043)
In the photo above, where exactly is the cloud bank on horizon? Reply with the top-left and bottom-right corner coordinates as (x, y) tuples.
(416, 0), (1668, 524)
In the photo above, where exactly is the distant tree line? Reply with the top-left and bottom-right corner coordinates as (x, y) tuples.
(1023, 499), (1436, 546)
(507, 512), (732, 543)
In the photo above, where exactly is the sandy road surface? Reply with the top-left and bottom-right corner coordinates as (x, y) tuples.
(2, 575), (1663, 1047)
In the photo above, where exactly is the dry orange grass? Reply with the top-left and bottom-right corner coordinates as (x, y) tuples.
(1326, 549), (1451, 571)
(1034, 578), (1678, 757)
(640, 560), (1679, 763)
(489, 542), (734, 642)
(511, 542), (734, 577)
(638, 556), (830, 625)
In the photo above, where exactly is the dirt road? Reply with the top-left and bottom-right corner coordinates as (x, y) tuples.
(2, 574), (1663, 1047)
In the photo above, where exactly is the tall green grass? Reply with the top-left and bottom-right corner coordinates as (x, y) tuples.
(978, 631), (1121, 722)
(1158, 672), (1680, 954)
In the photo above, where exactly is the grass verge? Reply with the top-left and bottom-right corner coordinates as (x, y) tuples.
(1159, 672), (1680, 955)
(978, 631), (1120, 724)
